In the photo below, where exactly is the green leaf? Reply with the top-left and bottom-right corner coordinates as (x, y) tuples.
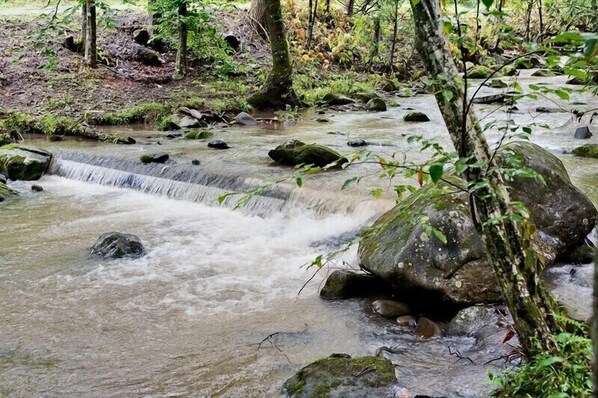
(429, 163), (444, 183)
(481, 0), (493, 8)
(537, 356), (563, 368)
(295, 177), (303, 188)
(370, 188), (384, 198)
(341, 177), (358, 190)
(584, 38), (598, 59)
(554, 89), (570, 100)
(442, 90), (454, 101)
(432, 228), (448, 244)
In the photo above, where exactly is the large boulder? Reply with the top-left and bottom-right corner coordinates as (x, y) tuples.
(358, 141), (597, 306)
(91, 232), (145, 259)
(0, 146), (52, 181)
(282, 355), (397, 398)
(268, 140), (347, 167)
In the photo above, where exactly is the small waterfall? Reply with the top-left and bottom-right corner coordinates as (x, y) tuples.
(49, 150), (393, 219)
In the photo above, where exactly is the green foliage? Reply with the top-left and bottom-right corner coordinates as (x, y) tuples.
(492, 331), (592, 398)
(184, 129), (213, 139)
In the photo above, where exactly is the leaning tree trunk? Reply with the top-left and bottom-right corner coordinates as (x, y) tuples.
(84, 0), (97, 68)
(250, 0), (269, 37)
(174, 1), (188, 79)
(247, 0), (303, 110)
(410, 0), (560, 357)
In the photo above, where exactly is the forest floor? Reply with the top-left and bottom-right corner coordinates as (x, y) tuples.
(0, 6), (271, 119)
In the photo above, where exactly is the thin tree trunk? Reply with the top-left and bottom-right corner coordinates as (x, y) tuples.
(493, 0), (505, 50)
(526, 0), (534, 39)
(537, 0), (543, 39)
(388, 0), (399, 73)
(85, 0), (97, 68)
(174, 1), (188, 78)
(594, 251), (598, 397)
(307, 0), (314, 49)
(370, 8), (381, 60)
(80, 1), (87, 46)
(248, 0), (302, 109)
(409, 0), (560, 357)
(147, 0), (157, 35)
(474, 0), (480, 47)
(347, 0), (354, 16)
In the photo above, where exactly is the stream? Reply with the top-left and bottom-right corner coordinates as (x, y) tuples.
(1, 71), (597, 397)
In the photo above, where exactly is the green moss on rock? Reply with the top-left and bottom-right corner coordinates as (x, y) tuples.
(572, 144), (598, 159)
(0, 180), (17, 202)
(0, 146), (52, 181)
(185, 130), (214, 140)
(283, 355), (396, 398)
(268, 140), (347, 168)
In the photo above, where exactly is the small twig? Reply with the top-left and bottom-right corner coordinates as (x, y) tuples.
(448, 346), (475, 365)
(354, 367), (375, 377)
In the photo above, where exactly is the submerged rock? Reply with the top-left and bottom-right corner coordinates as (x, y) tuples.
(446, 306), (497, 337)
(320, 270), (393, 300)
(365, 98), (387, 112)
(140, 153), (169, 164)
(572, 144), (598, 159)
(403, 112), (430, 122)
(347, 139), (368, 147)
(208, 140), (230, 149)
(0, 146), (52, 181)
(91, 232), (145, 259)
(282, 355), (397, 398)
(415, 317), (442, 339)
(358, 141), (597, 306)
(268, 140), (347, 167)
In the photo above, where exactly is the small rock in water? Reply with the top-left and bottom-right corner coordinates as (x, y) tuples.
(365, 98), (387, 112)
(316, 110), (326, 115)
(472, 94), (507, 104)
(403, 112), (430, 122)
(91, 232), (145, 259)
(322, 92), (355, 106)
(140, 153), (169, 164)
(536, 106), (558, 113)
(235, 111), (257, 126)
(397, 315), (416, 326)
(415, 317), (442, 339)
(488, 79), (508, 88)
(574, 126), (593, 139)
(316, 117), (330, 123)
(347, 139), (368, 147)
(191, 159), (201, 166)
(208, 140), (230, 149)
(372, 299), (411, 318)
(31, 184), (43, 192)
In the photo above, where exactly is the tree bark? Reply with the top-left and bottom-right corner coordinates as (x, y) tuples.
(370, 8), (381, 60)
(346, 0), (354, 16)
(594, 250), (598, 398)
(250, 0), (269, 37)
(84, 0), (97, 68)
(248, 0), (303, 109)
(174, 1), (188, 79)
(410, 0), (560, 357)
(388, 0), (399, 72)
(80, 1), (87, 46)
(525, 0), (534, 41)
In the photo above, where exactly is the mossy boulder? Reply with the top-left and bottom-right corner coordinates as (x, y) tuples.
(268, 140), (347, 168)
(488, 79), (508, 88)
(0, 133), (13, 146)
(531, 69), (559, 77)
(322, 93), (355, 106)
(0, 146), (52, 181)
(572, 144), (598, 159)
(283, 355), (397, 398)
(0, 181), (16, 202)
(184, 130), (213, 140)
(358, 141), (597, 306)
(467, 65), (493, 78)
(140, 153), (169, 164)
(365, 98), (387, 112)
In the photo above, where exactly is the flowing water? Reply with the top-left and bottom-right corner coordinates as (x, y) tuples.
(1, 71), (597, 397)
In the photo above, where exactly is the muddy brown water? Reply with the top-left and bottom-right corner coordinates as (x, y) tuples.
(1, 71), (596, 397)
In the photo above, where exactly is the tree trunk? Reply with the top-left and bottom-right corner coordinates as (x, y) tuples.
(388, 0), (399, 72)
(250, 0), (269, 37)
(537, 0), (543, 39)
(525, 0), (534, 41)
(174, 1), (188, 79)
(307, 0), (318, 49)
(80, 1), (87, 46)
(147, 0), (158, 35)
(248, 0), (303, 109)
(84, 0), (97, 68)
(594, 251), (598, 397)
(409, 0), (560, 357)
(370, 8), (381, 60)
(493, 0), (505, 50)
(346, 0), (354, 16)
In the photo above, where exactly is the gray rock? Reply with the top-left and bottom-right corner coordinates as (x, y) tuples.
(178, 107), (205, 121)
(178, 115), (203, 129)
(403, 112), (430, 122)
(0, 146), (52, 181)
(235, 111), (257, 126)
(472, 94), (507, 104)
(134, 46), (162, 66)
(372, 299), (411, 318)
(208, 140), (230, 149)
(446, 306), (496, 337)
(358, 141), (597, 305)
(415, 317), (442, 339)
(91, 232), (145, 259)
(269, 140), (347, 168)
(191, 159), (201, 166)
(365, 98), (387, 112)
(283, 355), (397, 398)
(320, 270), (392, 300)
(574, 126), (592, 139)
